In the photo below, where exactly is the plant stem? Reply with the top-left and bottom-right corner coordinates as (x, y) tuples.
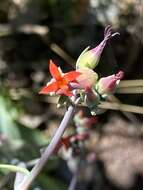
(16, 103), (76, 190)
(0, 164), (29, 175)
(68, 172), (78, 190)
(14, 163), (27, 190)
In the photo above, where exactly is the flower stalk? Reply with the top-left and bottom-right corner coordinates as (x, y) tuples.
(15, 98), (79, 190)
(13, 26), (124, 190)
(68, 172), (78, 190)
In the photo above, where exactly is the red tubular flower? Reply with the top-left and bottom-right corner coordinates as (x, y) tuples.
(39, 60), (81, 96)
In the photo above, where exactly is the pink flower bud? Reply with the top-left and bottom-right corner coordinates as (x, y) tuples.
(76, 68), (98, 89)
(97, 71), (124, 95)
(76, 26), (119, 69)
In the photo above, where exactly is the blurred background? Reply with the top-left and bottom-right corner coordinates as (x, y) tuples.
(0, 0), (143, 189)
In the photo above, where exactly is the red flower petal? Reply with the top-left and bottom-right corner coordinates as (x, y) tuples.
(59, 83), (69, 90)
(64, 71), (81, 82)
(39, 81), (58, 94)
(49, 60), (62, 80)
(58, 89), (73, 96)
(62, 90), (73, 97)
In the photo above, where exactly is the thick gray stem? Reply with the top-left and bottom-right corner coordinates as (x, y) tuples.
(16, 104), (75, 190)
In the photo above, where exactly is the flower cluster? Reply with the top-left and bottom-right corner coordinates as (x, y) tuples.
(40, 26), (124, 114)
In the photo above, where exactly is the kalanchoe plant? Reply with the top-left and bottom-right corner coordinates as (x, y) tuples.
(13, 26), (124, 190)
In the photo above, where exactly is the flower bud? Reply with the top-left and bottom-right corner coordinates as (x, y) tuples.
(76, 68), (98, 89)
(96, 71), (124, 95)
(84, 88), (100, 108)
(76, 26), (119, 69)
